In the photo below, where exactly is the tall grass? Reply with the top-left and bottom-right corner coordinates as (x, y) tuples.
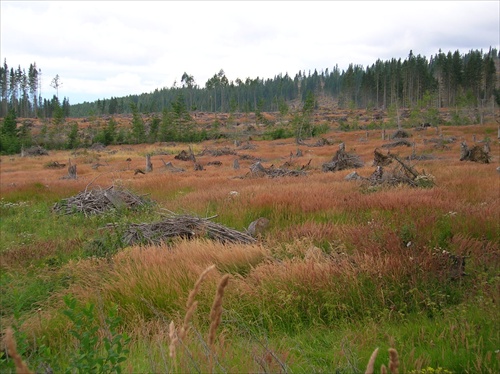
(1, 124), (498, 372)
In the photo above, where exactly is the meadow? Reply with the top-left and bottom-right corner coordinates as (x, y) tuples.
(0, 123), (499, 373)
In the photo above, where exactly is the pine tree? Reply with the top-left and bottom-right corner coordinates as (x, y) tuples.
(130, 102), (146, 144)
(0, 109), (20, 154)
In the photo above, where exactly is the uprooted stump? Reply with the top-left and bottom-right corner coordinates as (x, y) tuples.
(322, 143), (364, 172)
(460, 142), (490, 164)
(52, 185), (153, 216)
(117, 213), (256, 246)
(391, 129), (411, 139)
(373, 149), (393, 166)
(175, 148), (196, 162)
(247, 161), (307, 178)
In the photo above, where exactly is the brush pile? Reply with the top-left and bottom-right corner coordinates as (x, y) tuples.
(247, 161), (307, 178)
(322, 143), (364, 172)
(44, 161), (66, 169)
(381, 139), (412, 148)
(366, 155), (435, 188)
(118, 213), (256, 246)
(21, 145), (49, 157)
(199, 147), (237, 156)
(52, 185), (152, 216)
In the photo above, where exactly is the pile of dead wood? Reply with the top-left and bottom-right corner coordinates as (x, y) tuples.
(44, 161), (66, 169)
(199, 147), (237, 156)
(322, 143), (364, 172)
(460, 142), (490, 164)
(52, 185), (152, 216)
(365, 154), (436, 188)
(175, 148), (196, 162)
(381, 139), (412, 148)
(423, 136), (456, 150)
(116, 213), (256, 246)
(21, 145), (48, 157)
(247, 161), (308, 178)
(391, 129), (411, 139)
(161, 159), (186, 173)
(298, 137), (334, 147)
(237, 142), (257, 150)
(373, 149), (393, 166)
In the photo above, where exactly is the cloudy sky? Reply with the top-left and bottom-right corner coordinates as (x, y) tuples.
(1, 1), (498, 105)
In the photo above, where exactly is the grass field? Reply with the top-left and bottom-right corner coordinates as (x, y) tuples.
(1, 123), (499, 373)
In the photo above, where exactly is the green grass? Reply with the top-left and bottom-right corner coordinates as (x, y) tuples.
(1, 164), (498, 373)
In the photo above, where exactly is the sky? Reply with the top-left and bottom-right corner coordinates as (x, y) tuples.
(1, 1), (499, 105)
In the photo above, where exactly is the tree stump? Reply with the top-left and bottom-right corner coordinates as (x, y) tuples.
(146, 154), (153, 173)
(67, 164), (77, 179)
(247, 217), (270, 237)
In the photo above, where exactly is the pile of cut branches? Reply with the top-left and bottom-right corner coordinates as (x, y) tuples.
(423, 136), (456, 149)
(298, 137), (334, 147)
(199, 147), (237, 156)
(117, 213), (256, 246)
(44, 161), (66, 169)
(365, 155), (435, 188)
(52, 185), (153, 216)
(21, 145), (48, 157)
(247, 161), (307, 178)
(322, 143), (364, 172)
(381, 139), (412, 148)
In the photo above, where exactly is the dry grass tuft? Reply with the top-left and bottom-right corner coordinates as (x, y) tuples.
(208, 274), (230, 349)
(389, 348), (399, 374)
(364, 347), (399, 374)
(365, 347), (379, 374)
(168, 320), (178, 360)
(181, 264), (216, 340)
(3, 327), (34, 374)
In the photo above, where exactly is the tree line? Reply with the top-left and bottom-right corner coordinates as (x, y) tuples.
(0, 60), (70, 119)
(69, 48), (499, 117)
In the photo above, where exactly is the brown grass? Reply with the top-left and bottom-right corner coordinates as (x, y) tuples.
(3, 327), (34, 374)
(1, 123), (498, 372)
(181, 264), (216, 340)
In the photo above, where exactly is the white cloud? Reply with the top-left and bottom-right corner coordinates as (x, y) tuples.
(1, 1), (498, 104)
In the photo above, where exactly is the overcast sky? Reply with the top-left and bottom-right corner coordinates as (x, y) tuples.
(1, 1), (499, 105)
